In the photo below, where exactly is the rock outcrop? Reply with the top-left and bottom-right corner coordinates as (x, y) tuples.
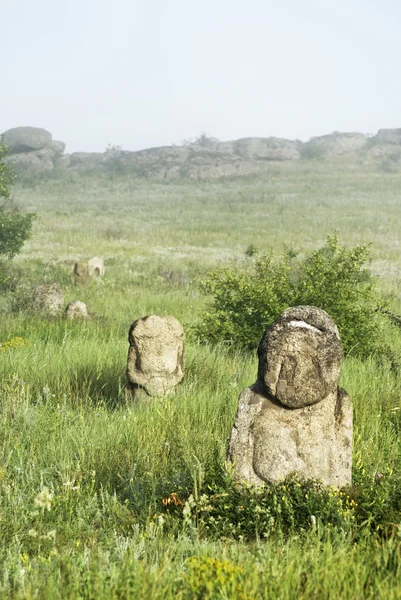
(373, 128), (401, 145)
(2, 127), (64, 173)
(48, 140), (66, 159)
(227, 306), (352, 488)
(6, 151), (54, 173)
(126, 315), (185, 401)
(366, 129), (401, 163)
(229, 137), (301, 161)
(2, 127), (52, 153)
(302, 132), (367, 157)
(3, 125), (401, 180)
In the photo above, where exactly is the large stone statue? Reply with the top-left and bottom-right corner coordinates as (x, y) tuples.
(227, 306), (352, 487)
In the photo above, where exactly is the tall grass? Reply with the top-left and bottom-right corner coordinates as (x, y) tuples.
(0, 162), (401, 597)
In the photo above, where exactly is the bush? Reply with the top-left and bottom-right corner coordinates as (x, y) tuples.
(162, 473), (357, 540)
(0, 136), (35, 261)
(161, 465), (401, 541)
(197, 233), (391, 358)
(350, 465), (401, 536)
(0, 207), (35, 259)
(0, 137), (35, 295)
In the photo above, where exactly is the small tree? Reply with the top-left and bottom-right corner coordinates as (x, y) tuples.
(197, 234), (390, 358)
(0, 136), (35, 260)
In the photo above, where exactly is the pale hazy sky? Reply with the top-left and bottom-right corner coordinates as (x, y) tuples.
(2, 0), (401, 152)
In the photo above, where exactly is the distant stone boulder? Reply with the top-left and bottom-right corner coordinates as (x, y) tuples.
(1, 127), (67, 173)
(209, 137), (300, 161)
(33, 283), (64, 316)
(2, 126), (52, 154)
(373, 128), (401, 145)
(302, 132), (367, 158)
(231, 137), (301, 161)
(367, 144), (401, 160)
(47, 140), (66, 159)
(366, 129), (401, 163)
(65, 301), (89, 320)
(54, 155), (71, 169)
(5, 151), (54, 173)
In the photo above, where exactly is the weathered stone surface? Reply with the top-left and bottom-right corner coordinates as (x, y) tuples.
(87, 257), (105, 277)
(232, 137), (301, 161)
(65, 301), (89, 320)
(2, 127), (52, 153)
(258, 306), (343, 409)
(367, 131), (401, 163)
(368, 144), (401, 158)
(226, 383), (268, 486)
(126, 315), (185, 400)
(72, 262), (91, 285)
(373, 128), (401, 145)
(227, 305), (352, 487)
(2, 127), (65, 172)
(47, 140), (66, 159)
(228, 383), (352, 487)
(33, 283), (64, 316)
(54, 154), (71, 169)
(367, 145), (401, 168)
(5, 151), (54, 173)
(303, 132), (367, 157)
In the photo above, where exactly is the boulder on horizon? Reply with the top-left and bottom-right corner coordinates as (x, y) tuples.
(2, 126), (52, 153)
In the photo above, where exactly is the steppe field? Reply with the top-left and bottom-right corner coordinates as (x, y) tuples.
(1, 160), (401, 599)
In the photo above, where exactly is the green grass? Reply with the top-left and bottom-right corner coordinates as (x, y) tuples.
(1, 161), (401, 598)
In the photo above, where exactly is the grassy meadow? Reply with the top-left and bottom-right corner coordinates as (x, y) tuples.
(1, 159), (401, 598)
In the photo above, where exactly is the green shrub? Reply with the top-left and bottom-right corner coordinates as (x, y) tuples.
(163, 473), (357, 540)
(244, 243), (258, 257)
(197, 233), (391, 358)
(350, 464), (401, 536)
(0, 137), (35, 272)
(162, 464), (401, 541)
(0, 206), (35, 260)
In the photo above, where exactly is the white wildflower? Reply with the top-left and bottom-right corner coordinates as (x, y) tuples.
(34, 486), (53, 511)
(27, 529), (37, 538)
